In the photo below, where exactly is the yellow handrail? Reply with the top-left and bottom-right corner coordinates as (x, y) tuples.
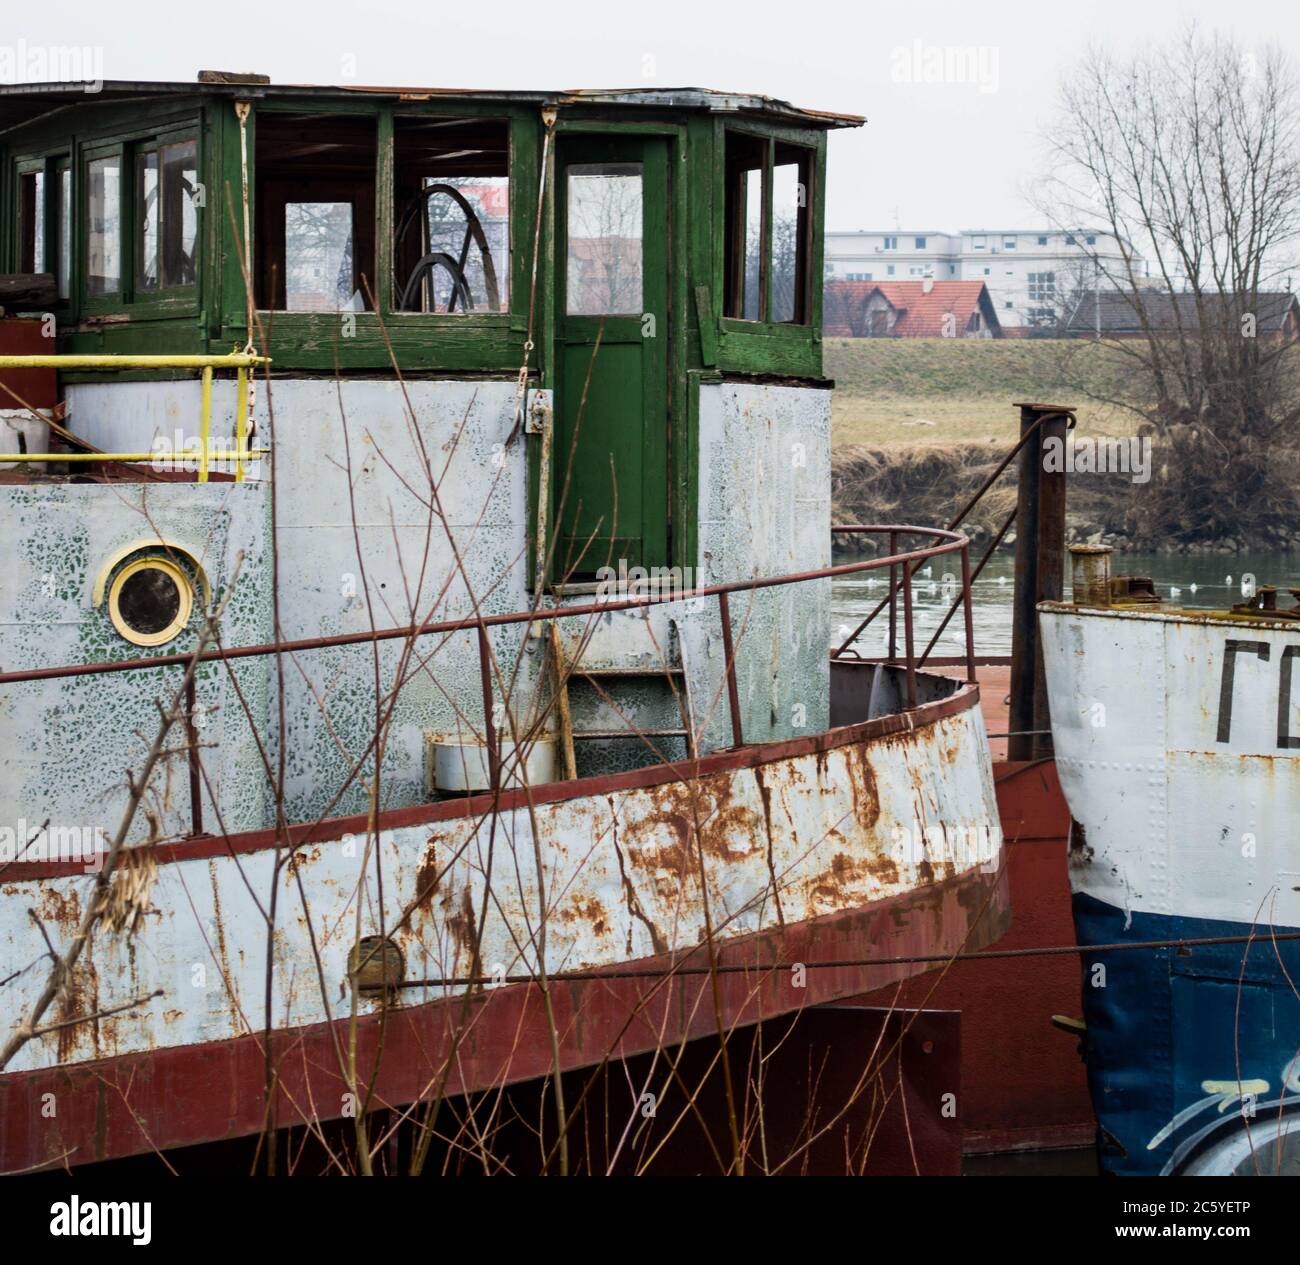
(0, 451), (269, 462)
(0, 354), (268, 369)
(0, 351), (271, 482)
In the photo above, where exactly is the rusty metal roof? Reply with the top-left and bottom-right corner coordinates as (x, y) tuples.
(0, 79), (864, 132)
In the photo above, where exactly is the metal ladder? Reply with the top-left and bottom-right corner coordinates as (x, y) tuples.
(546, 619), (698, 778)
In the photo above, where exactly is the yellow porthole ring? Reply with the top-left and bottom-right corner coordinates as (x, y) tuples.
(106, 555), (195, 647)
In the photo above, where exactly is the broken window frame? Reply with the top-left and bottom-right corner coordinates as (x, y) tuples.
(14, 159), (47, 277)
(12, 152), (82, 304)
(390, 112), (513, 318)
(720, 124), (816, 329)
(132, 131), (200, 298)
(79, 117), (203, 317)
(248, 102), (521, 334)
(253, 107), (379, 313)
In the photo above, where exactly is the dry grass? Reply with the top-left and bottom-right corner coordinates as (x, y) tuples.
(825, 338), (1141, 450)
(831, 396), (1133, 449)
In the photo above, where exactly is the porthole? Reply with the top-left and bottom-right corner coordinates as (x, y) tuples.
(107, 555), (194, 647)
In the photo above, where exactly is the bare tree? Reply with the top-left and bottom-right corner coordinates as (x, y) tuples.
(1035, 27), (1300, 543)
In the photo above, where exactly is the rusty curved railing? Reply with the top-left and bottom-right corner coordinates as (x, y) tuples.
(0, 524), (975, 817)
(832, 407), (1078, 681)
(829, 525), (976, 705)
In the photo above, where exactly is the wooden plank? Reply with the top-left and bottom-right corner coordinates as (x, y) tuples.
(0, 274), (57, 306)
(692, 285), (718, 367)
(548, 622), (578, 780)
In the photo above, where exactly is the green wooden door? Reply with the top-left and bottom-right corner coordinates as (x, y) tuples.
(554, 135), (669, 580)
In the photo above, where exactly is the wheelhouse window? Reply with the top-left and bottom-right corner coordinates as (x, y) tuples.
(134, 138), (197, 291)
(56, 164), (71, 299)
(18, 160), (72, 297)
(86, 153), (121, 296)
(770, 144), (811, 324)
(17, 169), (44, 273)
(282, 203), (354, 311)
(256, 113), (377, 311)
(392, 117), (509, 313)
(723, 131), (812, 325)
(80, 132), (195, 306)
(722, 132), (763, 321)
(565, 163), (642, 315)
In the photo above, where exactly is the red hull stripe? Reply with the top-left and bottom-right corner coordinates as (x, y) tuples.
(0, 863), (1008, 1172)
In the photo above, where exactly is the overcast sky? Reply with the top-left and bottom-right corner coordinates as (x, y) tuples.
(9, 0), (1298, 231)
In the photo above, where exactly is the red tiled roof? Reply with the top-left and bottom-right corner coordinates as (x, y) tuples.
(824, 279), (997, 337)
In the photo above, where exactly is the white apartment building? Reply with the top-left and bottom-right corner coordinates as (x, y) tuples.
(824, 229), (1145, 329)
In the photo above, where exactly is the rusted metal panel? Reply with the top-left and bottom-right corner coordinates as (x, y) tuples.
(1041, 603), (1300, 930)
(1, 696), (999, 1073)
(0, 682), (1005, 1170)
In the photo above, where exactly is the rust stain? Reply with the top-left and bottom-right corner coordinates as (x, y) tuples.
(609, 806), (668, 956)
(557, 893), (610, 939)
(55, 956), (100, 1064)
(37, 883), (81, 934)
(415, 837), (440, 912)
(754, 766), (785, 927)
(846, 744), (882, 833)
(620, 769), (762, 885)
(207, 860), (241, 1030)
(443, 886), (483, 983)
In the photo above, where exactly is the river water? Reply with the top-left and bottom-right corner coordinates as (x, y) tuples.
(831, 550), (1300, 658)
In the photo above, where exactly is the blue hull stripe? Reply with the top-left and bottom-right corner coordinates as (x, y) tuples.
(1072, 893), (1300, 1175)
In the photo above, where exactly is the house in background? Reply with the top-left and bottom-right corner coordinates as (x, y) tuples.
(824, 279), (1001, 338)
(1063, 289), (1300, 340)
(825, 228), (1144, 331)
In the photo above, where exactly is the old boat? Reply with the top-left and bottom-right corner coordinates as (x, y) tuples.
(0, 76), (1006, 1173)
(1040, 546), (1300, 1175)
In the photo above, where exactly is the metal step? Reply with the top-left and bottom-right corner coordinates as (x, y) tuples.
(571, 727), (689, 741)
(554, 622), (697, 773)
(573, 665), (684, 679)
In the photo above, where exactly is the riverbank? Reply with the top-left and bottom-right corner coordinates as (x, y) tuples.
(831, 440), (1300, 554)
(827, 338), (1300, 553)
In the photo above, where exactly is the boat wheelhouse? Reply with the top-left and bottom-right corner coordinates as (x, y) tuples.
(0, 77), (1005, 1172)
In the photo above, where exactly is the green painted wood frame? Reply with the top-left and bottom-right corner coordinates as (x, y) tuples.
(219, 97), (539, 373)
(550, 131), (670, 579)
(710, 118), (826, 380)
(530, 116), (693, 589)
